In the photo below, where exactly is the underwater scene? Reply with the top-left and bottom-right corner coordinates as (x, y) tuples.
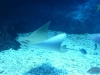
(0, 0), (100, 75)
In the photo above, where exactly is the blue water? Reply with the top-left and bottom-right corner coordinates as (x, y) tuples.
(0, 0), (100, 75)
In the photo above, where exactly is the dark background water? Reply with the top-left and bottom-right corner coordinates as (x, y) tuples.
(0, 0), (100, 51)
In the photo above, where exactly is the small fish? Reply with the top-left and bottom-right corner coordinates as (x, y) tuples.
(80, 48), (87, 54)
(87, 67), (100, 74)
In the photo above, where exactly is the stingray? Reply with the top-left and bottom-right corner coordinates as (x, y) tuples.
(18, 21), (51, 44)
(17, 21), (67, 52)
(33, 33), (67, 52)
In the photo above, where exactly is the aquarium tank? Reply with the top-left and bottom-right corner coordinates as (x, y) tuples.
(0, 0), (100, 75)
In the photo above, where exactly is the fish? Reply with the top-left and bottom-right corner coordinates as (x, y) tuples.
(18, 21), (51, 44)
(33, 33), (67, 52)
(17, 21), (67, 52)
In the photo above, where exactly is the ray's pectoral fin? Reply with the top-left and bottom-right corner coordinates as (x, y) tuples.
(33, 33), (67, 53)
(18, 21), (51, 44)
(28, 21), (51, 44)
